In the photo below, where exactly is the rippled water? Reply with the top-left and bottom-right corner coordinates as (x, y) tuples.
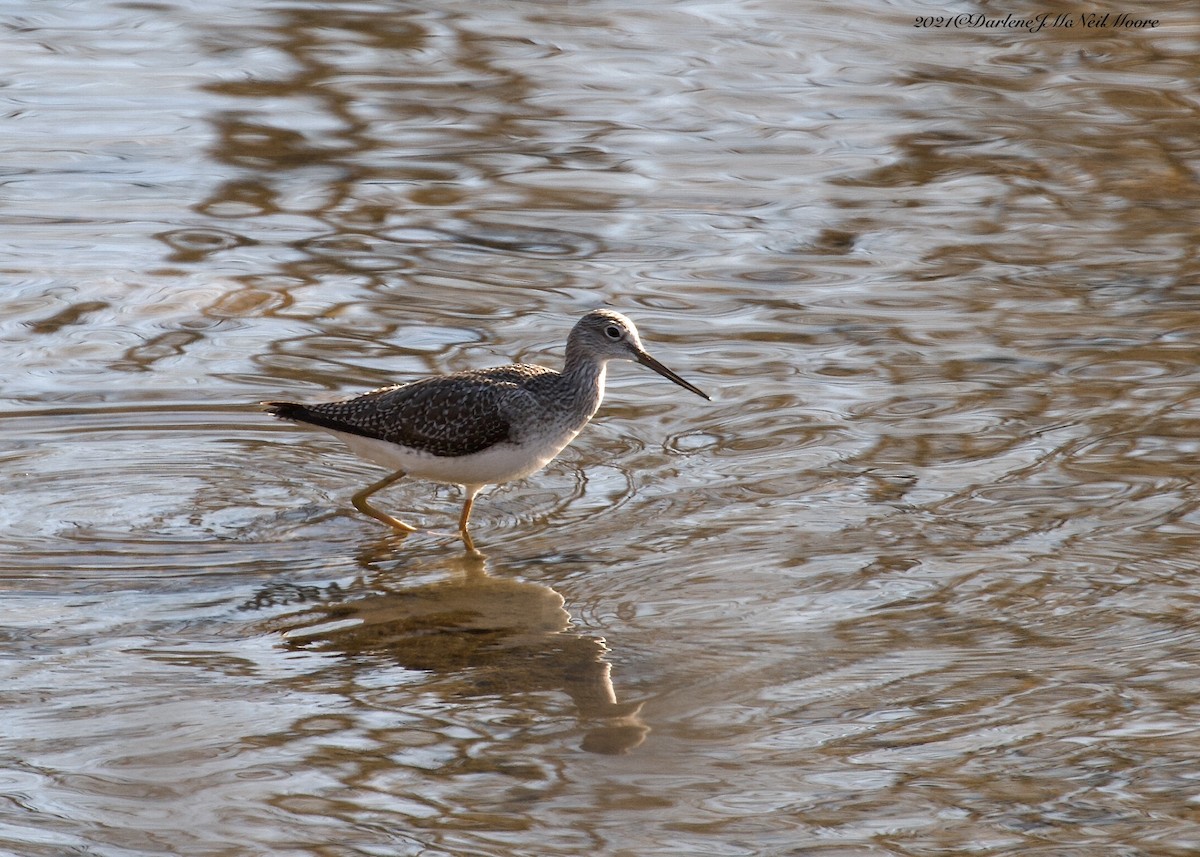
(5, 0), (1200, 854)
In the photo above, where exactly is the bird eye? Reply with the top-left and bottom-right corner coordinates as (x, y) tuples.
(604, 325), (623, 340)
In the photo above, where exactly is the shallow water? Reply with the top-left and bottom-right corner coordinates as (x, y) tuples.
(5, 0), (1200, 854)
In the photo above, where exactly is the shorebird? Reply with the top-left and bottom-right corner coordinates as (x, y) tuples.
(264, 309), (709, 550)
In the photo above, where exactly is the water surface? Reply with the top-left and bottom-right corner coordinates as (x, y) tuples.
(4, 0), (1200, 854)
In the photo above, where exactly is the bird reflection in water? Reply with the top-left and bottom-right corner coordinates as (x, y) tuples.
(264, 550), (648, 755)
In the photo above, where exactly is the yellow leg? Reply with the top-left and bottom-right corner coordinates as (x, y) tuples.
(458, 486), (481, 553)
(351, 471), (418, 534)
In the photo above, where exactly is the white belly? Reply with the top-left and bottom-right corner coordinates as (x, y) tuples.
(326, 427), (582, 488)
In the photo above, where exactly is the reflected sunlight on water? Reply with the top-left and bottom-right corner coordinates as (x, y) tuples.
(4, 0), (1200, 854)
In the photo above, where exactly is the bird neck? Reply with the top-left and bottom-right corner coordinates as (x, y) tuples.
(558, 344), (607, 418)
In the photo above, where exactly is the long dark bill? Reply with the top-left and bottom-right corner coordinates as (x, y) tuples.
(635, 351), (710, 401)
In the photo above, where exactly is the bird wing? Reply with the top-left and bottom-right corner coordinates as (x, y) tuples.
(267, 365), (552, 457)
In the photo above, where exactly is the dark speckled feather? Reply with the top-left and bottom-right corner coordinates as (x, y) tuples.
(264, 364), (557, 458)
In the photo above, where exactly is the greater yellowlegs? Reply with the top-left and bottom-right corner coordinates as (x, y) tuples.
(264, 309), (709, 550)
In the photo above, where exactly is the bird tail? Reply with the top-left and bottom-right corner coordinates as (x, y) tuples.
(262, 401), (309, 422)
(262, 400), (371, 439)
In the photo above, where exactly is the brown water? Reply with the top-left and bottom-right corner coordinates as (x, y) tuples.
(4, 0), (1200, 854)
